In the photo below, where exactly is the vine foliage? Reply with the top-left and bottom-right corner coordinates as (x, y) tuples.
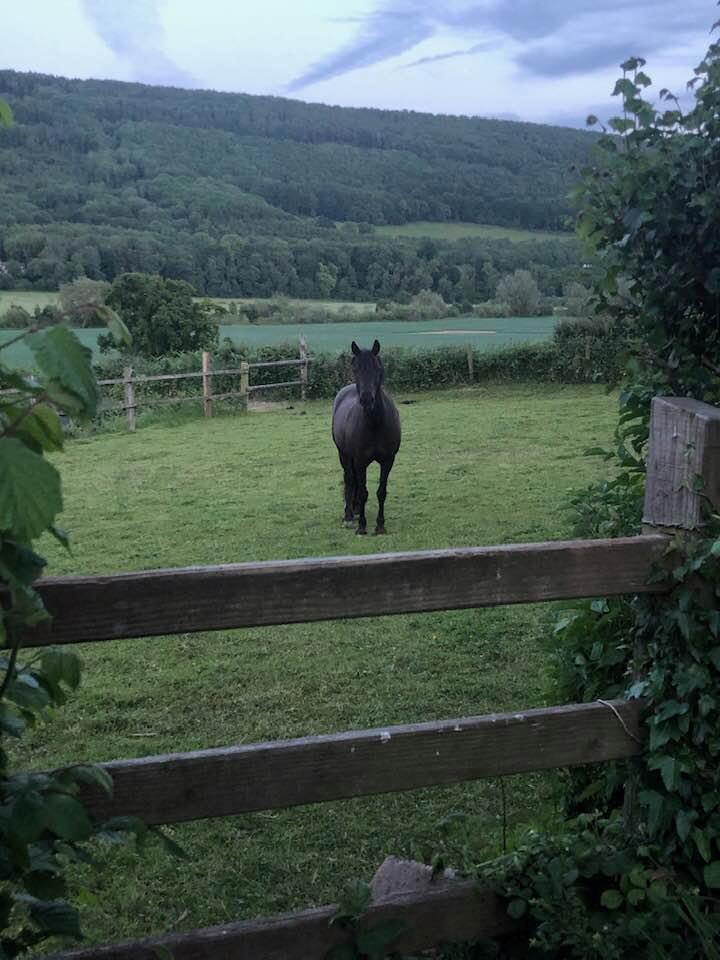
(0, 198), (179, 952)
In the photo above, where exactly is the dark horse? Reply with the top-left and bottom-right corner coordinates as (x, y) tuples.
(332, 340), (401, 535)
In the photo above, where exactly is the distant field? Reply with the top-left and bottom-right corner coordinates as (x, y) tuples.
(0, 290), (59, 313)
(1, 316), (556, 368)
(374, 221), (574, 243)
(207, 297), (375, 314)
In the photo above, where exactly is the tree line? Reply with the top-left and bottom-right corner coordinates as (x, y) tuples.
(0, 70), (592, 301)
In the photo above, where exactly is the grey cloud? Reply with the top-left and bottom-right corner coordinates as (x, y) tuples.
(403, 41), (493, 70)
(291, 0), (711, 89)
(288, 6), (434, 91)
(516, 41), (640, 78)
(81, 0), (196, 87)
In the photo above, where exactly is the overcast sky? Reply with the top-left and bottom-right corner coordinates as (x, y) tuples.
(4, 0), (716, 127)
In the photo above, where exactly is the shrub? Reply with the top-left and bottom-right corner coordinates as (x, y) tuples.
(99, 273), (219, 358)
(495, 269), (541, 315)
(0, 304), (31, 328)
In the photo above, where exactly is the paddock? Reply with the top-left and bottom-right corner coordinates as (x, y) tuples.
(21, 383), (618, 947)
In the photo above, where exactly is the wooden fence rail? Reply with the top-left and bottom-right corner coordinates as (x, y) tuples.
(97, 337), (310, 430)
(22, 535), (667, 646)
(36, 397), (720, 959)
(79, 699), (641, 826)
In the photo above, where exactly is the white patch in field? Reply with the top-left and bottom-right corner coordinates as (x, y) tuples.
(418, 329), (496, 335)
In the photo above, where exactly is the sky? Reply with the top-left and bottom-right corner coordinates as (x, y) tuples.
(3, 0), (716, 127)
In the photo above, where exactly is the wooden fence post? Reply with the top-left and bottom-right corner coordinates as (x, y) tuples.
(623, 396), (720, 829)
(123, 366), (135, 433)
(240, 361), (250, 412)
(202, 351), (213, 418)
(642, 396), (720, 533)
(299, 335), (308, 402)
(466, 344), (474, 384)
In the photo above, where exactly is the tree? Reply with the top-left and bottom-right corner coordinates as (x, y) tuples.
(100, 273), (219, 357)
(576, 45), (720, 406)
(58, 276), (111, 327)
(496, 269), (540, 315)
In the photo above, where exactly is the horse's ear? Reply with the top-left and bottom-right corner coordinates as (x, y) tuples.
(351, 341), (360, 356)
(372, 339), (381, 355)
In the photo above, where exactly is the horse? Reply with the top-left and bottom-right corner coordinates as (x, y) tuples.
(331, 339), (401, 535)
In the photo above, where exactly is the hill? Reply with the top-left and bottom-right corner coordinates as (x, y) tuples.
(0, 71), (592, 301)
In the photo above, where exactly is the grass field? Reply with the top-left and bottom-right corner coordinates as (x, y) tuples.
(374, 221), (574, 243)
(1, 316), (556, 368)
(0, 289), (59, 313)
(22, 384), (618, 945)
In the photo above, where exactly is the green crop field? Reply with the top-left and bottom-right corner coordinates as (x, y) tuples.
(20, 384), (617, 946)
(1, 316), (556, 368)
(374, 221), (574, 243)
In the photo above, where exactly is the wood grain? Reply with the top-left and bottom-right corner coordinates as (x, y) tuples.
(643, 396), (720, 530)
(22, 535), (667, 646)
(47, 877), (514, 960)
(78, 700), (642, 825)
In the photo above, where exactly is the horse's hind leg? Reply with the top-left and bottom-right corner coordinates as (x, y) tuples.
(339, 452), (355, 524)
(375, 455), (395, 535)
(354, 463), (369, 535)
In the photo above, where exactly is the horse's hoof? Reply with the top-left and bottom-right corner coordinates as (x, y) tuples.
(374, 526), (386, 535)
(356, 527), (367, 536)
(343, 519), (355, 528)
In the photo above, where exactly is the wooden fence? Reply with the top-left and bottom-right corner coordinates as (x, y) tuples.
(98, 336), (309, 431)
(28, 395), (720, 959)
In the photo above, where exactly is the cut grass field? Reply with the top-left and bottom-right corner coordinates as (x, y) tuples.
(374, 221), (574, 243)
(23, 383), (618, 946)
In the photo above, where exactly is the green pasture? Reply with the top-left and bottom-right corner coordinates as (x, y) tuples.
(1, 316), (556, 369)
(21, 384), (618, 945)
(374, 221), (574, 243)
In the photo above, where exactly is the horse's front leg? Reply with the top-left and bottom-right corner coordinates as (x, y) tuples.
(354, 463), (369, 535)
(375, 456), (395, 535)
(339, 452), (355, 524)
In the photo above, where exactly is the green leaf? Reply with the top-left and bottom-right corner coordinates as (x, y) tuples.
(0, 99), (12, 128)
(676, 809), (695, 842)
(704, 862), (720, 889)
(95, 306), (132, 347)
(42, 793), (93, 841)
(55, 764), (112, 796)
(14, 403), (64, 453)
(693, 828), (712, 863)
(41, 649), (82, 691)
(0, 438), (62, 541)
(507, 897), (527, 919)
(7, 673), (51, 711)
(27, 326), (98, 418)
(601, 889), (623, 910)
(50, 525), (71, 553)
(655, 756), (681, 792)
(23, 897), (82, 939)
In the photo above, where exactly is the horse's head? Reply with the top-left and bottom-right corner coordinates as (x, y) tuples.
(351, 340), (383, 412)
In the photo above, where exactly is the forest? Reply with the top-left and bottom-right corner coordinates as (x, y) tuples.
(0, 70), (594, 301)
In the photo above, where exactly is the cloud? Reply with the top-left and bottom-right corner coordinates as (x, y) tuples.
(81, 0), (196, 87)
(403, 41), (493, 70)
(288, 5), (434, 91)
(290, 0), (711, 89)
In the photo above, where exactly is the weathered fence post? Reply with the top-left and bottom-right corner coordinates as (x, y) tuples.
(202, 351), (213, 418)
(623, 396), (720, 828)
(643, 396), (720, 533)
(299, 335), (308, 402)
(466, 344), (474, 384)
(123, 366), (135, 433)
(240, 361), (250, 412)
